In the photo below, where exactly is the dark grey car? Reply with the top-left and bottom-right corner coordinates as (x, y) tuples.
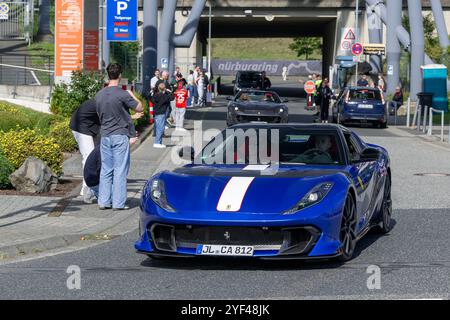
(226, 90), (289, 126)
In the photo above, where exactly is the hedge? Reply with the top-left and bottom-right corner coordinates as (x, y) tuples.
(0, 128), (64, 175)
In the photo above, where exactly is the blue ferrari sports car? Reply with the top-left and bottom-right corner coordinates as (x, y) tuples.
(135, 124), (392, 262)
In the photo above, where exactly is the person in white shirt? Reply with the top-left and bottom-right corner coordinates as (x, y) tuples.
(150, 69), (161, 91)
(186, 70), (195, 107)
(192, 66), (200, 106)
(282, 65), (288, 81)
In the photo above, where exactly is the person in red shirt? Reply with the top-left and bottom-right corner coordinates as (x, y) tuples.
(174, 81), (189, 132)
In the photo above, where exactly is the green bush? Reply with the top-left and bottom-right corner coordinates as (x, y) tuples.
(0, 149), (14, 189)
(51, 70), (105, 117)
(0, 128), (63, 176)
(49, 118), (78, 153)
(131, 92), (150, 130)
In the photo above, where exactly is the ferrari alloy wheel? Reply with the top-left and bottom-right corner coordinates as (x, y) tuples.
(378, 175), (393, 234)
(338, 195), (357, 262)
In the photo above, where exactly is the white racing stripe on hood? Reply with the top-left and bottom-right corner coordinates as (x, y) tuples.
(216, 177), (255, 212)
(216, 165), (269, 212)
(242, 164), (270, 171)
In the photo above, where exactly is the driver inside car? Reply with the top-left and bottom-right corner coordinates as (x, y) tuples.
(292, 135), (334, 164)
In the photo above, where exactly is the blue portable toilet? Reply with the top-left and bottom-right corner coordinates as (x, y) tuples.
(421, 64), (448, 112)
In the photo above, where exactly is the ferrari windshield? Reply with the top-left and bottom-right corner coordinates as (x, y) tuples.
(235, 91), (281, 103)
(199, 127), (344, 165)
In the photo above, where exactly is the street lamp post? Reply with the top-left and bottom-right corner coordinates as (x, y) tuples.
(207, 3), (212, 77)
(354, 0), (359, 85)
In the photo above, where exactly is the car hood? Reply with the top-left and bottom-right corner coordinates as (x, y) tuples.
(158, 165), (347, 214)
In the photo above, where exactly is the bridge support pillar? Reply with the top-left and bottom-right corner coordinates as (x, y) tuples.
(408, 0), (425, 101)
(386, 0), (402, 95)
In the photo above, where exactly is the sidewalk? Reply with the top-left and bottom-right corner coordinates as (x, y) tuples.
(0, 125), (181, 262)
(395, 124), (450, 150)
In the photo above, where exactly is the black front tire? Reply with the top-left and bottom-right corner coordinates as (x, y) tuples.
(378, 174), (393, 234)
(337, 195), (357, 262)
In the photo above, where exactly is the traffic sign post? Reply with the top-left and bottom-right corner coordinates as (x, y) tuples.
(351, 42), (363, 56)
(304, 80), (316, 110)
(106, 0), (138, 41)
(304, 80), (316, 95)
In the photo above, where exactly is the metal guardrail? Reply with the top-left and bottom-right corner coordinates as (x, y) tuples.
(0, 62), (53, 102)
(427, 107), (445, 142)
(410, 100), (448, 143)
(0, 54), (53, 86)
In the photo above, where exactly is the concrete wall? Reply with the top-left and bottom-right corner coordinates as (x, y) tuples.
(0, 85), (51, 103)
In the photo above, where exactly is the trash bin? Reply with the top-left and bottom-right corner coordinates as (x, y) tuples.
(417, 92), (434, 115)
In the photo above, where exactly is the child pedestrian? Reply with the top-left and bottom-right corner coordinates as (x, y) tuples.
(174, 82), (189, 132)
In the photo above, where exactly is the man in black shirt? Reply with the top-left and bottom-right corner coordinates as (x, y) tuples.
(70, 99), (100, 198)
(256, 71), (272, 90)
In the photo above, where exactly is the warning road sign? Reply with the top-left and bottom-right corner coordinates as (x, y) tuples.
(340, 28), (359, 54)
(344, 29), (356, 40)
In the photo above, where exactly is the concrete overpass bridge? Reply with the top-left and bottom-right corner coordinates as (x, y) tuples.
(135, 0), (450, 96)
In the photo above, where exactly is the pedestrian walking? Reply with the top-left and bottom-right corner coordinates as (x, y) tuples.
(318, 79), (333, 123)
(174, 82), (189, 131)
(256, 71), (272, 90)
(95, 63), (143, 210)
(282, 65), (288, 81)
(156, 71), (174, 126)
(193, 66), (200, 106)
(314, 75), (322, 116)
(186, 70), (195, 107)
(70, 99), (100, 201)
(150, 69), (161, 91)
(151, 82), (174, 148)
(196, 69), (206, 107)
(377, 73), (386, 92)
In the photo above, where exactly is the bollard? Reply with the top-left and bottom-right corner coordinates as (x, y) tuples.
(417, 105), (422, 132)
(406, 97), (411, 127)
(427, 107), (433, 135)
(422, 105), (428, 134)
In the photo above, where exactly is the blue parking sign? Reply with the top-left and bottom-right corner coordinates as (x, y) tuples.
(106, 0), (138, 42)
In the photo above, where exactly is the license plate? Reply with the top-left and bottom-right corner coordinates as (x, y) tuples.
(196, 244), (254, 256)
(358, 104), (373, 109)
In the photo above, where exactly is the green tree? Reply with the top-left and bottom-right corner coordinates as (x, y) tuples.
(402, 13), (444, 62)
(289, 37), (322, 60)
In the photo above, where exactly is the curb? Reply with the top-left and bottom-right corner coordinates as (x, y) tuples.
(0, 124), (162, 264)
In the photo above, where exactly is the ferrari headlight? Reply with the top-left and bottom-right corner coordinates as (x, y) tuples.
(283, 182), (333, 215)
(279, 108), (285, 113)
(234, 106), (239, 111)
(150, 179), (175, 212)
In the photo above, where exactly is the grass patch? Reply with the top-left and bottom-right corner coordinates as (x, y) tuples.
(211, 38), (322, 60)
(0, 100), (62, 134)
